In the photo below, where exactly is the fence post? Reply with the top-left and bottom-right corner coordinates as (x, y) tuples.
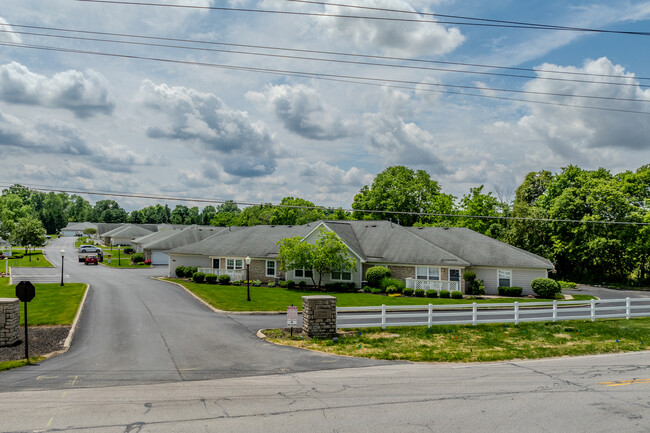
(552, 300), (557, 322)
(514, 301), (519, 325)
(626, 297), (631, 320)
(472, 302), (477, 326)
(590, 299), (595, 322)
(381, 304), (386, 330)
(428, 303), (433, 328)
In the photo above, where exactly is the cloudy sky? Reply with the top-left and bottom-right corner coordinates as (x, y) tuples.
(1, 0), (649, 210)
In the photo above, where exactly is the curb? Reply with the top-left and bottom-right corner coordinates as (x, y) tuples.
(63, 283), (90, 349)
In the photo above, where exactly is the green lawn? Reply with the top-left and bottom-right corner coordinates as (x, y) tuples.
(265, 318), (650, 362)
(0, 277), (86, 325)
(168, 279), (588, 312)
(1, 250), (53, 268)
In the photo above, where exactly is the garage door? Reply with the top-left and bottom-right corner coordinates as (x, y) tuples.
(151, 251), (169, 265)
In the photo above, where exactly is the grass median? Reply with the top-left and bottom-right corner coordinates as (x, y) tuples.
(1, 250), (52, 269)
(168, 279), (594, 312)
(264, 318), (650, 362)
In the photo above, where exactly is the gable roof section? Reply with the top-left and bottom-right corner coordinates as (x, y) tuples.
(405, 226), (554, 269)
(323, 220), (469, 267)
(144, 226), (226, 251)
(132, 228), (183, 246)
(62, 222), (97, 232)
(104, 224), (154, 239)
(167, 225), (311, 258)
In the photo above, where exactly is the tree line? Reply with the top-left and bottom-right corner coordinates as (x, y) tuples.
(1, 163), (648, 285)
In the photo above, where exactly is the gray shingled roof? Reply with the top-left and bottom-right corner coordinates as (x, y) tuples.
(144, 226), (226, 251)
(322, 221), (469, 267)
(104, 224), (154, 239)
(62, 222), (97, 231)
(132, 228), (183, 246)
(405, 226), (553, 269)
(167, 225), (311, 258)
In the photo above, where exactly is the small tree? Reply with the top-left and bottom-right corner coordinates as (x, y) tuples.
(462, 270), (476, 295)
(11, 215), (46, 260)
(277, 228), (356, 289)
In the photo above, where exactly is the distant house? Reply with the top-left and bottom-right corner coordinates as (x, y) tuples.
(166, 220), (553, 295)
(132, 225), (224, 265)
(101, 224), (155, 247)
(60, 222), (97, 237)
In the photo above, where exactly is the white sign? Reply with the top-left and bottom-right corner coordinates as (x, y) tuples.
(287, 306), (298, 326)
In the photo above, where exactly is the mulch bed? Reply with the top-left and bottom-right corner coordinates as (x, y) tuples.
(0, 326), (71, 362)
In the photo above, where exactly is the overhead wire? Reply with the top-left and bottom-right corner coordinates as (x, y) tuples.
(74, 0), (650, 36)
(0, 23), (647, 89)
(2, 183), (648, 226)
(1, 40), (649, 115)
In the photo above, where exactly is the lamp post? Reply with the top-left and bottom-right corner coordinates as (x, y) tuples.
(60, 249), (65, 286)
(245, 256), (251, 302)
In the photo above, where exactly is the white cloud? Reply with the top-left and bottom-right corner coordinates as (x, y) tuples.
(363, 112), (449, 173)
(138, 80), (280, 177)
(0, 17), (21, 43)
(299, 161), (374, 194)
(246, 84), (352, 140)
(0, 62), (114, 118)
(317, 0), (464, 56)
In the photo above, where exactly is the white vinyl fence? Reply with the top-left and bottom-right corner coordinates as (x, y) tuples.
(336, 298), (650, 329)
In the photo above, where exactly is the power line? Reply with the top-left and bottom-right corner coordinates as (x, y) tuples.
(2, 41), (649, 115)
(3, 183), (648, 226)
(74, 0), (650, 36)
(1, 24), (647, 89)
(4, 22), (647, 84)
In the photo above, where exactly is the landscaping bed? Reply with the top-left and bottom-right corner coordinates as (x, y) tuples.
(0, 326), (70, 367)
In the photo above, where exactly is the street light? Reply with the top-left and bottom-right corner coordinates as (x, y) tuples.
(60, 249), (65, 286)
(245, 256), (251, 302)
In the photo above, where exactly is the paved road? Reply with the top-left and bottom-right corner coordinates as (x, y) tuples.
(3, 352), (650, 432)
(0, 237), (386, 391)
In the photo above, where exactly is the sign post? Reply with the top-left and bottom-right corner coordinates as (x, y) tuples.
(15, 281), (35, 364)
(287, 305), (298, 338)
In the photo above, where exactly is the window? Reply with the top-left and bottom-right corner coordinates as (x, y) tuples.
(212, 258), (220, 269)
(266, 260), (276, 277)
(331, 267), (352, 281)
(449, 269), (461, 282)
(498, 269), (512, 287)
(416, 267), (440, 281)
(227, 258), (244, 270)
(294, 268), (313, 278)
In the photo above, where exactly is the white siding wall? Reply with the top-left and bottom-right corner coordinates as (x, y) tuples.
(469, 267), (548, 295)
(168, 254), (211, 277)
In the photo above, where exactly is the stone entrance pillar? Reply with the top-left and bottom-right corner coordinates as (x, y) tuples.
(0, 298), (20, 347)
(302, 295), (337, 338)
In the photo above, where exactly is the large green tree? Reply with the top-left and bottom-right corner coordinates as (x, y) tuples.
(270, 197), (324, 225)
(352, 166), (454, 226)
(11, 215), (46, 256)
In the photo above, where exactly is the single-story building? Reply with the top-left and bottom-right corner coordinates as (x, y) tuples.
(101, 224), (155, 247)
(166, 220), (554, 295)
(60, 222), (97, 237)
(134, 225), (225, 265)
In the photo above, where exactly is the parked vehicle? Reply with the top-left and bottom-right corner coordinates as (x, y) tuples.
(79, 250), (103, 262)
(85, 255), (99, 265)
(78, 245), (101, 253)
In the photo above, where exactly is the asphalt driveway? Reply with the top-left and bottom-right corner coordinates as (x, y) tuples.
(0, 237), (386, 392)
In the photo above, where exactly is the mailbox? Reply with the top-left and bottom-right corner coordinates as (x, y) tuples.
(16, 281), (35, 303)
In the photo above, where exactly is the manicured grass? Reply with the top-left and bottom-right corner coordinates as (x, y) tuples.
(265, 318), (650, 362)
(0, 357), (45, 372)
(0, 278), (86, 325)
(168, 279), (586, 312)
(1, 250), (53, 268)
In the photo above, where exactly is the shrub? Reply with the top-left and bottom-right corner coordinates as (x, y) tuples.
(362, 286), (373, 293)
(205, 274), (218, 284)
(218, 274), (231, 285)
(279, 280), (288, 288)
(143, 259), (152, 265)
(498, 286), (523, 297)
(123, 246), (134, 254)
(286, 280), (296, 290)
(192, 272), (205, 283)
(379, 277), (405, 293)
(298, 280), (307, 288)
(185, 266), (198, 276)
(472, 279), (485, 296)
(252, 280), (262, 287)
(370, 287), (383, 295)
(385, 285), (399, 295)
(175, 266), (186, 278)
(366, 266), (392, 287)
(131, 253), (144, 264)
(414, 288), (425, 297)
(451, 290), (463, 299)
(531, 278), (561, 298)
(268, 282), (276, 288)
(425, 289), (438, 298)
(439, 290), (450, 299)
(558, 280), (577, 290)
(324, 282), (357, 293)
(402, 287), (414, 297)
(232, 280), (242, 286)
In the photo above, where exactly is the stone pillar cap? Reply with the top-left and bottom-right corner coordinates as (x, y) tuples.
(302, 295), (336, 300)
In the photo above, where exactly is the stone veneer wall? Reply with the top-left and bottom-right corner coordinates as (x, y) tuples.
(302, 295), (337, 338)
(0, 298), (19, 347)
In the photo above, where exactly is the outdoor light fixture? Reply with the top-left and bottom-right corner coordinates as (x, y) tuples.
(245, 256), (251, 302)
(60, 249), (65, 286)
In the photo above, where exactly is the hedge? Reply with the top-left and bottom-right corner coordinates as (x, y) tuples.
(531, 278), (561, 298)
(498, 286), (523, 297)
(366, 266), (391, 287)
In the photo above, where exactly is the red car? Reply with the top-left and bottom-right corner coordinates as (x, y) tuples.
(85, 255), (99, 265)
